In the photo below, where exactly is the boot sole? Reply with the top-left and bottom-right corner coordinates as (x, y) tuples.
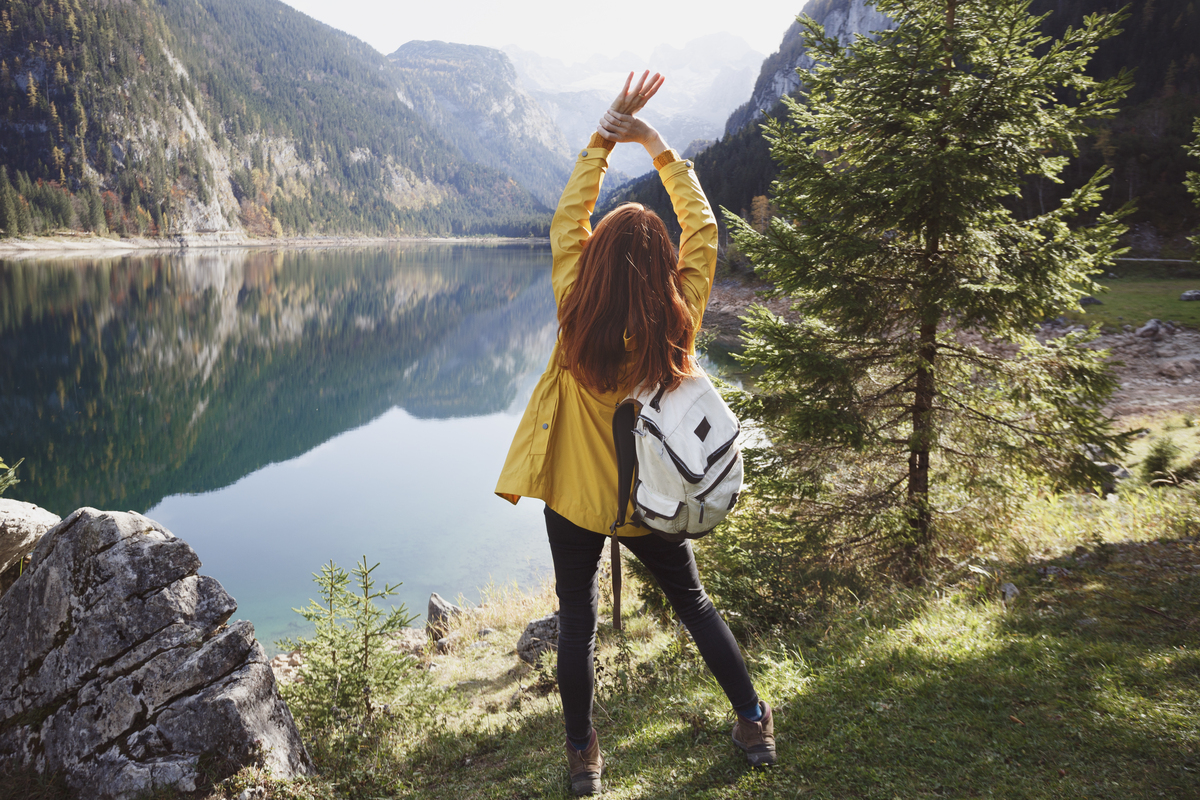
(732, 733), (777, 767)
(570, 771), (601, 795)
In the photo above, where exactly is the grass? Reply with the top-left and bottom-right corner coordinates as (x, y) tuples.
(198, 466), (1200, 800)
(1066, 278), (1200, 330)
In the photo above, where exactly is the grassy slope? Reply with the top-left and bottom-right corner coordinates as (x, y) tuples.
(200, 460), (1200, 800)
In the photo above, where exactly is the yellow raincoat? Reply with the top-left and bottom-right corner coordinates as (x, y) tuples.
(494, 133), (718, 536)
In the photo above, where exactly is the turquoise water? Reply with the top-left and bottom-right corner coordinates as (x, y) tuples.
(1, 243), (559, 649)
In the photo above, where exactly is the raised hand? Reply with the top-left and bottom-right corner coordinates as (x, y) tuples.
(608, 70), (664, 116)
(597, 71), (670, 158)
(597, 110), (658, 146)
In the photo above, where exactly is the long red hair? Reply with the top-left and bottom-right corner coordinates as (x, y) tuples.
(557, 203), (697, 393)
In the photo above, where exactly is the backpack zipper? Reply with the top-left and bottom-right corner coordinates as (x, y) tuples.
(694, 455), (739, 503)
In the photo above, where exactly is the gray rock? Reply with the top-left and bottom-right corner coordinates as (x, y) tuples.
(517, 613), (559, 664)
(999, 583), (1020, 604)
(1181, 290), (1200, 301)
(1136, 319), (1166, 339)
(435, 631), (464, 654)
(0, 499), (60, 583)
(1079, 295), (1103, 306)
(1095, 462), (1132, 494)
(0, 508), (311, 798)
(426, 592), (464, 639)
(1157, 358), (1200, 379)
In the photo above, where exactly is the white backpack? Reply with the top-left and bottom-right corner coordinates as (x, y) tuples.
(611, 370), (744, 542)
(608, 370), (744, 630)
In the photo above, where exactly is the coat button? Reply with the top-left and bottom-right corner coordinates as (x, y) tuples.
(542, 423), (549, 429)
(580, 150), (588, 157)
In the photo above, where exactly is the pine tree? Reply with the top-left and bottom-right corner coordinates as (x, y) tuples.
(728, 0), (1135, 577)
(0, 167), (18, 236)
(1188, 117), (1200, 263)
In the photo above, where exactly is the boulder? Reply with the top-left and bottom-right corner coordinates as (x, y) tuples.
(517, 613), (559, 664)
(1079, 295), (1103, 306)
(999, 582), (1020, 605)
(0, 508), (311, 798)
(435, 630), (465, 654)
(0, 499), (61, 592)
(1181, 290), (1200, 301)
(1136, 319), (1168, 339)
(426, 592), (464, 639)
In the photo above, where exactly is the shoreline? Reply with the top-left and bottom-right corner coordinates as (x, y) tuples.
(0, 231), (550, 259)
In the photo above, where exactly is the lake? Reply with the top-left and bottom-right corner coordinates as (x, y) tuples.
(1, 243), (563, 650)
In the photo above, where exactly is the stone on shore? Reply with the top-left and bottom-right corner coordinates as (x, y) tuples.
(0, 499), (61, 594)
(0, 508), (312, 799)
(426, 592), (464, 639)
(517, 613), (559, 664)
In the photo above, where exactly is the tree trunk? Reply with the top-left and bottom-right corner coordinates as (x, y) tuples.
(907, 314), (938, 573)
(901, 0), (956, 577)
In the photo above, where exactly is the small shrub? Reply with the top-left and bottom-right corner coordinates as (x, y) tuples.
(277, 557), (426, 726)
(1140, 438), (1198, 486)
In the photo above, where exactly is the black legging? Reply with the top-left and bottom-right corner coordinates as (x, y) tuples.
(544, 506), (758, 743)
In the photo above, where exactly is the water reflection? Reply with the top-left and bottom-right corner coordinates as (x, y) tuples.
(1, 244), (560, 647)
(1, 244), (556, 515)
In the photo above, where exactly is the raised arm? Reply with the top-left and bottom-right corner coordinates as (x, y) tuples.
(598, 82), (717, 330)
(550, 71), (666, 305)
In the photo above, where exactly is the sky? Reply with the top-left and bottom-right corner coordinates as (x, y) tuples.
(278, 0), (807, 63)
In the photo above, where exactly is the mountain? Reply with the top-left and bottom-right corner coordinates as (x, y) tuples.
(387, 41), (572, 209)
(724, 0), (891, 136)
(0, 0), (550, 240)
(606, 0), (1200, 254)
(506, 33), (763, 180)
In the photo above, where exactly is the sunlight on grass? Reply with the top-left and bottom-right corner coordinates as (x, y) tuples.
(202, 484), (1198, 800)
(1066, 279), (1200, 330)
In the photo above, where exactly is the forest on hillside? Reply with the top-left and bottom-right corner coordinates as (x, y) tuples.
(0, 0), (551, 240)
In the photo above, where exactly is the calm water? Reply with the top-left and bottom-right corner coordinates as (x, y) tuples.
(1, 243), (561, 649)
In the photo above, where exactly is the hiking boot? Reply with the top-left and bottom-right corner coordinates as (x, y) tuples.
(565, 729), (603, 796)
(731, 700), (776, 767)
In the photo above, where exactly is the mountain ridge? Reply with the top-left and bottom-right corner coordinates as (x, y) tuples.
(0, 0), (551, 241)
(387, 40), (572, 209)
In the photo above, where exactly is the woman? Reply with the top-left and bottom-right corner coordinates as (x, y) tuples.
(495, 71), (775, 796)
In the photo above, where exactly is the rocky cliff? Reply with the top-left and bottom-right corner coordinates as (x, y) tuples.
(0, 0), (548, 240)
(724, 0), (893, 136)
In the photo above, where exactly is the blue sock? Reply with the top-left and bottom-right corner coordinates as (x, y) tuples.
(568, 731), (592, 752)
(737, 700), (763, 721)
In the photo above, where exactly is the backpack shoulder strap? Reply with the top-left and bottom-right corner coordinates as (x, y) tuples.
(611, 399), (638, 534)
(610, 398), (640, 632)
